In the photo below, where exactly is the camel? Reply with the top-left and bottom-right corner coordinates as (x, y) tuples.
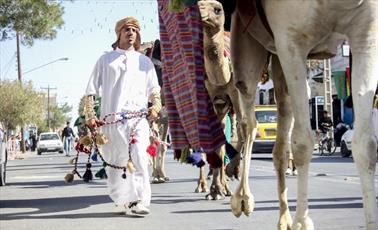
(145, 1), (242, 198)
(142, 40), (170, 184)
(196, 0), (243, 200)
(227, 0), (377, 229)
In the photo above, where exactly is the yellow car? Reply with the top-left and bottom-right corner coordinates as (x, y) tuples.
(253, 105), (277, 153)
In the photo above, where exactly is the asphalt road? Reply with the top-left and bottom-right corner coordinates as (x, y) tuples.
(0, 149), (377, 230)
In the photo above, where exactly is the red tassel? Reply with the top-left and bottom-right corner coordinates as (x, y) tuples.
(146, 143), (157, 157)
(75, 142), (91, 154)
(130, 135), (137, 144)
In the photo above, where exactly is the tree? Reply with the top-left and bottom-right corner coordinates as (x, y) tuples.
(0, 80), (44, 135)
(49, 102), (72, 132)
(0, 0), (64, 46)
(0, 0), (64, 152)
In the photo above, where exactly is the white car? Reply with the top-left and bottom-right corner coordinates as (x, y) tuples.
(0, 129), (7, 186)
(340, 129), (353, 158)
(37, 132), (64, 155)
(340, 128), (378, 158)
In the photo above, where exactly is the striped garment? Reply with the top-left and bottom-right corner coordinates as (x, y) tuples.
(157, 0), (225, 153)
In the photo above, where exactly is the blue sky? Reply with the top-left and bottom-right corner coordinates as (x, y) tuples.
(0, 0), (159, 122)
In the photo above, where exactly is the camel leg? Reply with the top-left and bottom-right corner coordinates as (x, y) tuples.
(195, 164), (209, 193)
(230, 11), (268, 217)
(205, 147), (226, 200)
(220, 144), (232, 197)
(272, 43), (314, 230)
(347, 12), (378, 229)
(151, 152), (159, 184)
(271, 54), (294, 230)
(157, 123), (169, 182)
(226, 88), (243, 180)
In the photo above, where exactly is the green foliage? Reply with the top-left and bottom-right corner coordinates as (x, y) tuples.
(49, 102), (72, 131)
(0, 0), (64, 46)
(0, 80), (44, 131)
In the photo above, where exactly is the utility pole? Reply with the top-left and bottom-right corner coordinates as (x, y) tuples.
(16, 32), (22, 82)
(16, 31), (27, 152)
(41, 85), (57, 131)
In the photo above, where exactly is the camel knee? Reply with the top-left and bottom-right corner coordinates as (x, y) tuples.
(235, 80), (249, 95)
(352, 138), (377, 170)
(292, 143), (313, 166)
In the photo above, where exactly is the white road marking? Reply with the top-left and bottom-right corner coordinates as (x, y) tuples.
(11, 175), (63, 180)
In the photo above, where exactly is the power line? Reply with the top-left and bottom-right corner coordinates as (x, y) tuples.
(1, 53), (16, 80)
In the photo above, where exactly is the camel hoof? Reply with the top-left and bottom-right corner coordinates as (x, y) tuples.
(163, 177), (170, 181)
(225, 190), (232, 197)
(158, 177), (166, 183)
(205, 188), (225, 200)
(278, 210), (293, 230)
(292, 216), (314, 230)
(230, 193), (255, 217)
(195, 187), (206, 193)
(151, 177), (165, 184)
(205, 193), (224, 200)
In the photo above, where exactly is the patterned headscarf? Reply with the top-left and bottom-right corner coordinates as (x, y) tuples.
(111, 16), (141, 50)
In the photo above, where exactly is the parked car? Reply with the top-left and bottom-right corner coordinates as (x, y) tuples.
(340, 128), (353, 158)
(340, 127), (378, 158)
(0, 128), (7, 186)
(37, 132), (64, 155)
(253, 105), (277, 153)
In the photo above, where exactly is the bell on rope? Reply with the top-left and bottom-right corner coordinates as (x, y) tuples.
(64, 171), (75, 183)
(127, 159), (136, 173)
(122, 168), (127, 179)
(96, 133), (108, 145)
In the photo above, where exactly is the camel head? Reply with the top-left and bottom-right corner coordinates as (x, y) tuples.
(198, 0), (225, 37)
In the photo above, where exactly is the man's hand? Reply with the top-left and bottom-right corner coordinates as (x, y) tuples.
(148, 108), (159, 122)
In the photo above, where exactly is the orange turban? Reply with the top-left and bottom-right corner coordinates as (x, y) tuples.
(112, 17), (141, 50)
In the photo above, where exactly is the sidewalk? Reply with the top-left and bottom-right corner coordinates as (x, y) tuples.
(7, 150), (35, 161)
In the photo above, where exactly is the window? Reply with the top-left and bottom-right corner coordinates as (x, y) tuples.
(255, 110), (277, 123)
(40, 134), (59, 141)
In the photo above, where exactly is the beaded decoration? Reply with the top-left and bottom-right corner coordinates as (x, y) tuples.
(65, 109), (148, 183)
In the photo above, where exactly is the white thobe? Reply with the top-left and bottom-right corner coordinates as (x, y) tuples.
(86, 47), (160, 207)
(373, 108), (378, 142)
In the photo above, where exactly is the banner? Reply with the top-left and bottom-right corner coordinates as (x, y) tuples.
(332, 71), (347, 100)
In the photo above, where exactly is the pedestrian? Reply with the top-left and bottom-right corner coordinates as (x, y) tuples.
(319, 110), (334, 134)
(84, 16), (161, 216)
(30, 133), (37, 152)
(62, 121), (75, 156)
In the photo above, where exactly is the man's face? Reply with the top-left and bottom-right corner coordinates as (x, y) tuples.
(119, 25), (138, 49)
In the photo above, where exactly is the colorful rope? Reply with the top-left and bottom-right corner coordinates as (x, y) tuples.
(71, 109), (148, 181)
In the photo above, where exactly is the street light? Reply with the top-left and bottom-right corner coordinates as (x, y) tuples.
(22, 57), (69, 75)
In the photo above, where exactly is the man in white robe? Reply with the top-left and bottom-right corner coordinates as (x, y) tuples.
(85, 17), (161, 215)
